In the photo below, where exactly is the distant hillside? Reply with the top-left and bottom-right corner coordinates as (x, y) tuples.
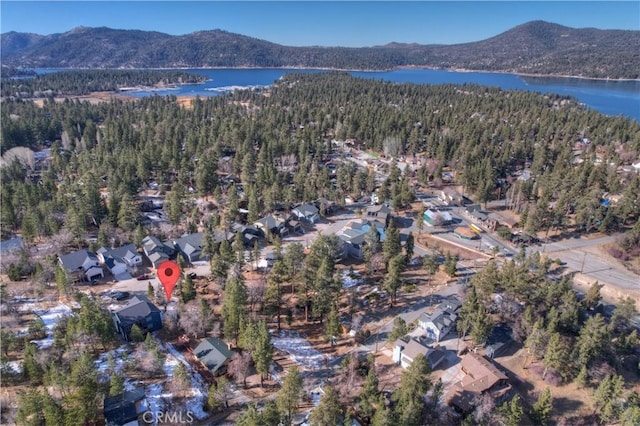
(2, 21), (639, 79)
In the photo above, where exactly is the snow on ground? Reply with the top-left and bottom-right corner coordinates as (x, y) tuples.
(94, 345), (129, 376)
(342, 269), (364, 289)
(8, 361), (22, 374)
(140, 383), (164, 419)
(160, 341), (209, 421)
(29, 303), (74, 349)
(271, 329), (333, 370)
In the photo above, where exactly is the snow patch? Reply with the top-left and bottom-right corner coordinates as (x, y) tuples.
(30, 303), (74, 349)
(271, 330), (332, 370)
(342, 269), (364, 289)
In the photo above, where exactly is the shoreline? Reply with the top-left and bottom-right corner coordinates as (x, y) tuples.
(31, 66), (640, 82)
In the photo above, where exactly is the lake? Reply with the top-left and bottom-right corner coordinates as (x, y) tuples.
(93, 68), (640, 122)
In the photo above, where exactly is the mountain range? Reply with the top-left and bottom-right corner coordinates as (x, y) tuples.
(2, 21), (639, 79)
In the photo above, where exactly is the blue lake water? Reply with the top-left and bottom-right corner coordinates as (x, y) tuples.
(40, 68), (640, 121)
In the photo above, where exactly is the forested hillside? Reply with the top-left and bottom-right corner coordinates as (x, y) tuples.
(2, 21), (639, 79)
(0, 69), (207, 97)
(1, 72), (639, 244)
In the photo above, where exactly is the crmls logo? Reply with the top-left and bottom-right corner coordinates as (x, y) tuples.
(142, 411), (195, 424)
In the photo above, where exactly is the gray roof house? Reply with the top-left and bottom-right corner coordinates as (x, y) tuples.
(98, 244), (142, 267)
(58, 249), (104, 283)
(292, 203), (319, 224)
(97, 243), (142, 281)
(112, 295), (162, 341)
(173, 233), (206, 264)
(193, 337), (233, 375)
(392, 337), (447, 370)
(364, 204), (392, 228)
(418, 297), (461, 342)
(103, 386), (145, 426)
(254, 215), (287, 236)
(336, 220), (385, 260)
(142, 235), (175, 268)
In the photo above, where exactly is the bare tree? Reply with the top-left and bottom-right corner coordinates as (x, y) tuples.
(228, 351), (252, 388)
(246, 275), (267, 312)
(178, 302), (207, 339)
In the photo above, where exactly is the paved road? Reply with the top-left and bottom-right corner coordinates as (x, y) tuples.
(528, 234), (639, 292)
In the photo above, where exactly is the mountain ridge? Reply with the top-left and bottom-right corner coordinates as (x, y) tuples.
(2, 21), (639, 79)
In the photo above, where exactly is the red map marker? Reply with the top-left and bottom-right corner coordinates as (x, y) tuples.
(157, 260), (180, 300)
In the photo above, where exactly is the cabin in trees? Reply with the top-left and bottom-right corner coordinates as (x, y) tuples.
(103, 386), (145, 426)
(292, 203), (320, 224)
(446, 352), (511, 413)
(193, 337), (233, 376)
(418, 297), (461, 342)
(392, 336), (446, 370)
(112, 295), (162, 341)
(58, 249), (104, 283)
(254, 214), (288, 237)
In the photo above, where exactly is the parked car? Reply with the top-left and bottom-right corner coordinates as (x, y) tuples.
(110, 290), (130, 301)
(136, 274), (150, 281)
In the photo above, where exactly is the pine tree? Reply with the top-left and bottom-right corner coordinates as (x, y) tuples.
(384, 254), (405, 305)
(594, 374), (624, 424)
(325, 305), (340, 345)
(500, 395), (524, 426)
(253, 321), (274, 388)
(308, 385), (342, 426)
(109, 374), (125, 396)
(222, 275), (248, 345)
(404, 232), (414, 262)
(360, 364), (381, 421)
(277, 366), (303, 426)
(531, 388), (553, 426)
(542, 332), (568, 380)
(182, 274), (196, 303)
(392, 353), (431, 426)
(383, 222), (401, 265)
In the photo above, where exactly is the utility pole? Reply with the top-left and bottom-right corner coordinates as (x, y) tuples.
(580, 252), (587, 273)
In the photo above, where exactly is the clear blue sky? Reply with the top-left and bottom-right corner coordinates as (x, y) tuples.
(1, 1), (638, 47)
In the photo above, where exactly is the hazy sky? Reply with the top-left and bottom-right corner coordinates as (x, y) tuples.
(1, 1), (638, 47)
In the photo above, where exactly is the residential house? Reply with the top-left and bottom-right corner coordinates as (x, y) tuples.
(363, 204), (392, 228)
(292, 203), (320, 224)
(465, 205), (488, 222)
(112, 295), (162, 341)
(193, 337), (233, 375)
(142, 236), (175, 269)
(254, 215), (287, 237)
(392, 336), (447, 370)
(446, 352), (511, 413)
(97, 244), (143, 280)
(423, 209), (453, 226)
(440, 187), (464, 206)
(173, 233), (207, 264)
(418, 297), (461, 342)
(231, 223), (262, 246)
(103, 386), (145, 426)
(58, 249), (104, 283)
(337, 220), (385, 260)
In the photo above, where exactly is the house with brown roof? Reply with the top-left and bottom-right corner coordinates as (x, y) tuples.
(446, 352), (511, 413)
